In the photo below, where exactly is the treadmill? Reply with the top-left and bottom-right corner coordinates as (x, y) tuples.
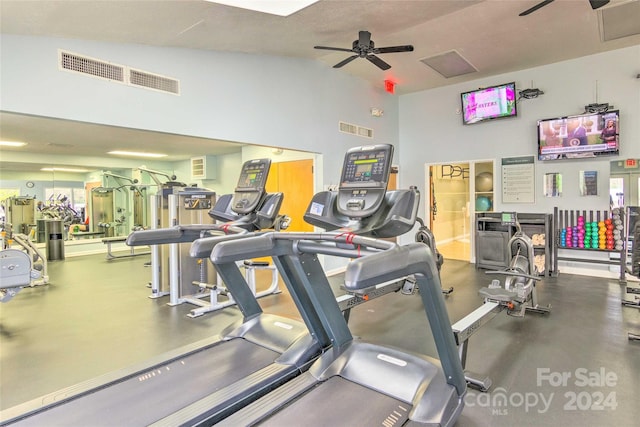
(0, 159), (328, 426)
(127, 158), (289, 318)
(209, 145), (467, 426)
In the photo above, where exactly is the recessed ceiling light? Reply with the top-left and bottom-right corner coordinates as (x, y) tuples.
(204, 0), (318, 16)
(41, 167), (90, 173)
(0, 140), (28, 147)
(108, 150), (168, 158)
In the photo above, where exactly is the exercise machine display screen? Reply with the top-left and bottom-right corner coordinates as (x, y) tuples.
(501, 212), (517, 226)
(233, 158), (271, 214)
(237, 160), (269, 190)
(341, 148), (391, 186)
(338, 145), (393, 218)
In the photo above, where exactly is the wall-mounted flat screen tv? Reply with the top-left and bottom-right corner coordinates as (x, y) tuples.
(461, 82), (517, 125)
(537, 110), (619, 161)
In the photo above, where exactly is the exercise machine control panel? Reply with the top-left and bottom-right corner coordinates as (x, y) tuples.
(338, 144), (393, 218)
(232, 158), (271, 215)
(501, 212), (517, 226)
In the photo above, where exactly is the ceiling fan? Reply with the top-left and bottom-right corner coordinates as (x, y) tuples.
(519, 0), (610, 16)
(314, 30), (414, 71)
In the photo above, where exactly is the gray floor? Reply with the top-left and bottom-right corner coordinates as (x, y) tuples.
(0, 251), (639, 426)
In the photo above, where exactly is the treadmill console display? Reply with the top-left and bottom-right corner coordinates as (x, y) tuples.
(341, 148), (390, 186)
(338, 145), (393, 218)
(233, 159), (271, 214)
(237, 160), (269, 189)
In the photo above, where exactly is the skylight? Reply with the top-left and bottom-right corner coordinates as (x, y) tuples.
(204, 0), (318, 17)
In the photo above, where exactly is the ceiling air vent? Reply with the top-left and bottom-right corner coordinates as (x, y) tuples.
(129, 69), (180, 95)
(599, 1), (640, 42)
(420, 50), (477, 78)
(59, 50), (125, 82)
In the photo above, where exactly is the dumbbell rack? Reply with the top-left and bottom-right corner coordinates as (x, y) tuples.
(553, 207), (626, 284)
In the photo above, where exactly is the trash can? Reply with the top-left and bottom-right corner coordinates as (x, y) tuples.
(45, 219), (65, 261)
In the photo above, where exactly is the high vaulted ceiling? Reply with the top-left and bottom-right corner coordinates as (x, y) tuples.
(1, 0), (639, 172)
(2, 0), (639, 94)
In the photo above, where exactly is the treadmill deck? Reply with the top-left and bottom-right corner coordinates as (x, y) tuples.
(8, 339), (278, 426)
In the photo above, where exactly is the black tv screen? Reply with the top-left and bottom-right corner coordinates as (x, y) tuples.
(461, 82), (517, 125)
(537, 110), (620, 161)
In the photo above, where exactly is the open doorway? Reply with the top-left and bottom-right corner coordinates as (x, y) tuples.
(428, 162), (471, 261)
(427, 160), (495, 262)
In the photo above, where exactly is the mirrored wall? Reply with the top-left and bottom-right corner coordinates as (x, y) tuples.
(0, 112), (316, 249)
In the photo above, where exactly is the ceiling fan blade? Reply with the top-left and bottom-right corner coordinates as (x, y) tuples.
(333, 55), (359, 68)
(314, 46), (355, 53)
(366, 55), (391, 71)
(373, 45), (414, 54)
(358, 30), (371, 48)
(519, 0), (554, 16)
(589, 0), (610, 10)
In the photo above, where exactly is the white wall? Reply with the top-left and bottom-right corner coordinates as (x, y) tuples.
(0, 35), (399, 187)
(3, 35), (638, 274)
(399, 46), (640, 244)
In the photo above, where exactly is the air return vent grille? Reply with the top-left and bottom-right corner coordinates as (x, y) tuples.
(58, 50), (180, 95)
(60, 51), (125, 82)
(339, 121), (358, 135)
(130, 69), (179, 94)
(358, 127), (373, 138)
(339, 121), (374, 139)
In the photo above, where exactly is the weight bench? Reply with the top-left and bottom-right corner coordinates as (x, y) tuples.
(103, 237), (150, 260)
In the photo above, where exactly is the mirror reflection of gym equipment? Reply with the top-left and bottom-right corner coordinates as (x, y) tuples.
(0, 228), (49, 303)
(88, 171), (145, 239)
(128, 159), (286, 318)
(0, 144), (468, 427)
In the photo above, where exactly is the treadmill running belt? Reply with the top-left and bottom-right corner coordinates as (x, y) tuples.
(11, 339), (278, 426)
(259, 376), (412, 426)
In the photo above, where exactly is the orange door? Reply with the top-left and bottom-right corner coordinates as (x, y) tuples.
(266, 159), (314, 232)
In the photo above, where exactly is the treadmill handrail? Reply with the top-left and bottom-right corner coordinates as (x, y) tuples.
(209, 231), (396, 264)
(344, 242), (432, 291)
(345, 241), (467, 396)
(190, 232), (256, 259)
(126, 224), (247, 246)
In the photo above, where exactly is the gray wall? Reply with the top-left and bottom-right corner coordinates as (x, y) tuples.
(399, 45), (640, 245)
(0, 34), (400, 186)
(2, 35), (638, 273)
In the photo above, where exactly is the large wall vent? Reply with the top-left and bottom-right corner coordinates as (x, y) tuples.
(59, 51), (125, 82)
(339, 121), (358, 135)
(357, 126), (374, 138)
(58, 50), (179, 95)
(129, 69), (180, 95)
(339, 121), (374, 139)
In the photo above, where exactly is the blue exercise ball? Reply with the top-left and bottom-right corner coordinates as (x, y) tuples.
(475, 196), (492, 212)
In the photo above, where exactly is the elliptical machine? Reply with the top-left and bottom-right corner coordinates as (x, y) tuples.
(0, 225), (48, 303)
